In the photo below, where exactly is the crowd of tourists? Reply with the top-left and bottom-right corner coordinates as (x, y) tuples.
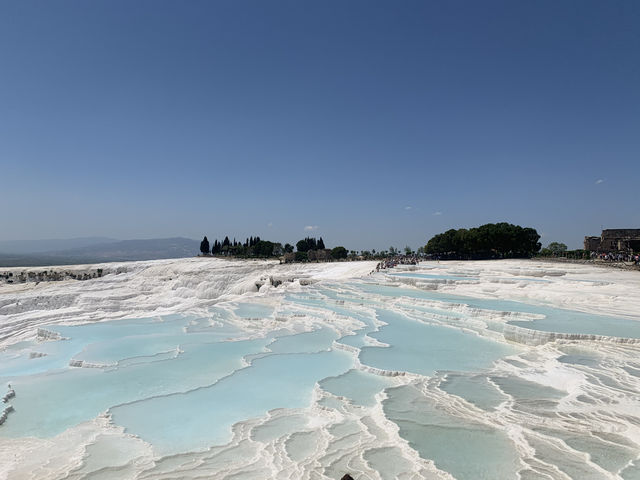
(591, 251), (640, 265)
(375, 255), (421, 271)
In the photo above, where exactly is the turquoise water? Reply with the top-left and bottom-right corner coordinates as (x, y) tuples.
(268, 327), (338, 354)
(359, 309), (519, 377)
(439, 373), (507, 411)
(0, 316), (190, 378)
(1, 335), (270, 438)
(390, 272), (476, 281)
(384, 384), (522, 479)
(320, 369), (394, 406)
(110, 349), (354, 454)
(233, 302), (274, 318)
(508, 311), (640, 338)
(359, 282), (640, 338)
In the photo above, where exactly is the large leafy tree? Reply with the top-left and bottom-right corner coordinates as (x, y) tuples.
(331, 246), (348, 259)
(425, 223), (541, 259)
(547, 242), (568, 254)
(253, 240), (275, 257)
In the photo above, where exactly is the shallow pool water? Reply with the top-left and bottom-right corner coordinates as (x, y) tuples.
(390, 272), (476, 281)
(384, 384), (522, 479)
(359, 281), (640, 338)
(110, 349), (354, 454)
(233, 302), (274, 319)
(359, 309), (519, 377)
(319, 369), (394, 406)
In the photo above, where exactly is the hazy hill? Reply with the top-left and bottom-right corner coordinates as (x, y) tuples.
(0, 237), (200, 267)
(0, 237), (118, 254)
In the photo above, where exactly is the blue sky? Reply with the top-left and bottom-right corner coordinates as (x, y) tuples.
(1, 0), (638, 250)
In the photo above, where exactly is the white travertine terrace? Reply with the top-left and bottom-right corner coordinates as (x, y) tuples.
(0, 258), (639, 479)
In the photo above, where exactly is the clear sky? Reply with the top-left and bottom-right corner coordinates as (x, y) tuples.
(2, 0), (638, 250)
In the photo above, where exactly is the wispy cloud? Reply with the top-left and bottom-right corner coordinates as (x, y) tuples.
(304, 225), (318, 231)
(404, 206), (412, 210)
(433, 211), (443, 216)
(595, 179), (605, 185)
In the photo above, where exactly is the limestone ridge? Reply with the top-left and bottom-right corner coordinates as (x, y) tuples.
(0, 384), (15, 426)
(503, 323), (640, 346)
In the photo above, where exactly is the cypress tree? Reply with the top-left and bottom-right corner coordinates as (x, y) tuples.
(200, 236), (210, 255)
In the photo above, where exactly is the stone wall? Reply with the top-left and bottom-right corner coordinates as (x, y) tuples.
(1, 268), (104, 285)
(583, 236), (601, 251)
(584, 229), (640, 252)
(602, 229), (640, 238)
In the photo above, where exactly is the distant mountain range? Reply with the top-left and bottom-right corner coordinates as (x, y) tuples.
(0, 237), (118, 254)
(0, 237), (200, 267)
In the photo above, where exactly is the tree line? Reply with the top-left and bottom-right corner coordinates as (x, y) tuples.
(424, 223), (541, 259)
(200, 224), (542, 262)
(199, 235), (348, 261)
(537, 242), (591, 259)
(200, 235), (290, 258)
(295, 237), (325, 252)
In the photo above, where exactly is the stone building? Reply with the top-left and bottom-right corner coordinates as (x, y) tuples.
(584, 236), (601, 251)
(584, 229), (640, 252)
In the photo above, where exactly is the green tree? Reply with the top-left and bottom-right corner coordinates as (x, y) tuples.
(547, 242), (568, 255)
(425, 223), (541, 259)
(331, 246), (348, 259)
(200, 236), (210, 255)
(296, 237), (320, 252)
(272, 243), (284, 256)
(254, 240), (275, 257)
(296, 239), (308, 252)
